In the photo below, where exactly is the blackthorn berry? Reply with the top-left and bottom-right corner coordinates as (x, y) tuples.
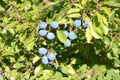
(38, 47), (47, 55)
(64, 39), (71, 47)
(47, 53), (56, 61)
(39, 30), (47, 37)
(82, 21), (89, 28)
(63, 31), (69, 37)
(46, 32), (55, 40)
(51, 21), (59, 29)
(73, 19), (81, 28)
(39, 22), (47, 29)
(64, 24), (67, 28)
(42, 56), (49, 64)
(68, 31), (77, 40)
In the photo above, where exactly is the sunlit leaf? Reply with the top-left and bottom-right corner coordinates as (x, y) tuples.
(85, 26), (93, 43)
(67, 8), (81, 14)
(68, 13), (80, 18)
(57, 30), (67, 43)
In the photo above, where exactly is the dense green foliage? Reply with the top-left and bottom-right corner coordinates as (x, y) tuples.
(0, 0), (120, 80)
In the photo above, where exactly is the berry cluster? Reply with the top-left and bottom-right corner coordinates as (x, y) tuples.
(38, 18), (89, 66)
(63, 19), (89, 47)
(38, 21), (59, 40)
(38, 47), (56, 64)
(63, 31), (77, 47)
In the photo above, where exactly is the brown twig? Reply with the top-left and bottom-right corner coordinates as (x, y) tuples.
(96, 0), (99, 11)
(43, 0), (49, 4)
(12, 3), (21, 22)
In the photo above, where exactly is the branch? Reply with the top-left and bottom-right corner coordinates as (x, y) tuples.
(12, 3), (21, 22)
(96, 0), (99, 11)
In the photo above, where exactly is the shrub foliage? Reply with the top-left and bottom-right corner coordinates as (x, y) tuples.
(0, 0), (120, 80)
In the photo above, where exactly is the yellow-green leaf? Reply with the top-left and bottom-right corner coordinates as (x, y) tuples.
(24, 38), (35, 51)
(58, 19), (67, 24)
(85, 26), (93, 43)
(57, 30), (67, 43)
(101, 7), (111, 16)
(68, 13), (80, 18)
(82, 0), (88, 5)
(34, 65), (42, 75)
(90, 22), (102, 39)
(67, 8), (81, 14)
(32, 56), (40, 64)
(67, 65), (75, 74)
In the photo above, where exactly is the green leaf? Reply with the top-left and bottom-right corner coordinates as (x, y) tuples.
(103, 1), (120, 7)
(18, 56), (25, 62)
(0, 5), (5, 12)
(94, 42), (103, 55)
(58, 19), (67, 24)
(85, 26), (93, 43)
(5, 70), (17, 79)
(34, 65), (42, 75)
(67, 65), (75, 74)
(106, 69), (115, 80)
(19, 31), (27, 42)
(102, 17), (109, 35)
(68, 13), (80, 18)
(96, 12), (108, 35)
(89, 22), (102, 39)
(57, 30), (67, 43)
(61, 65), (69, 74)
(24, 37), (35, 51)
(110, 42), (119, 58)
(107, 52), (113, 59)
(101, 24), (109, 35)
(92, 65), (106, 76)
(13, 63), (25, 69)
(101, 7), (111, 16)
(0, 75), (5, 80)
(114, 58), (120, 67)
(78, 64), (88, 73)
(22, 71), (30, 79)
(55, 72), (62, 77)
(103, 36), (111, 45)
(67, 8), (81, 14)
(32, 56), (40, 64)
(109, 9), (116, 20)
(81, 0), (88, 5)
(26, 41), (35, 51)
(16, 74), (22, 80)
(73, 4), (83, 9)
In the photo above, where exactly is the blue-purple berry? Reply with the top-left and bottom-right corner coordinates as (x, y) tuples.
(51, 21), (59, 29)
(47, 32), (55, 40)
(42, 56), (49, 64)
(64, 39), (71, 47)
(39, 22), (47, 29)
(64, 24), (67, 28)
(47, 53), (56, 61)
(38, 47), (47, 55)
(82, 21), (89, 28)
(73, 20), (81, 28)
(63, 31), (69, 37)
(39, 30), (47, 37)
(68, 31), (77, 40)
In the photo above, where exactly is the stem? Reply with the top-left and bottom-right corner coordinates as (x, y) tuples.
(96, 0), (99, 11)
(43, 0), (49, 4)
(12, 3), (21, 22)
